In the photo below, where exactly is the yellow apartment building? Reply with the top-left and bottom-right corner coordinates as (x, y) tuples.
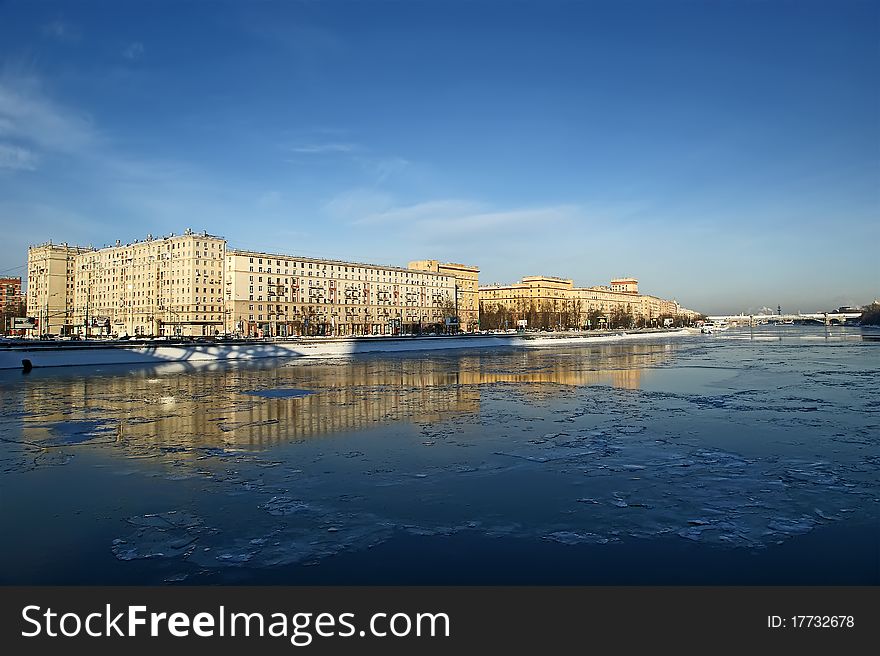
(27, 232), (466, 338)
(407, 260), (480, 331)
(73, 230), (227, 337)
(224, 250), (458, 337)
(26, 242), (91, 336)
(479, 275), (694, 330)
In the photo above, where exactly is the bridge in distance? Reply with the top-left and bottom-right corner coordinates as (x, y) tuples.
(706, 312), (863, 326)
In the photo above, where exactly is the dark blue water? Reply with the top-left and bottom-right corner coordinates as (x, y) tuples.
(0, 325), (877, 584)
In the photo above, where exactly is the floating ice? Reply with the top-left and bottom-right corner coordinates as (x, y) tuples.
(261, 496), (310, 516)
(545, 531), (611, 545)
(112, 512), (204, 561)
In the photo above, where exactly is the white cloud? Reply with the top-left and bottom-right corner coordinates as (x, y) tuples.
(0, 143), (38, 171)
(122, 42), (145, 60)
(257, 190), (282, 208)
(323, 188), (395, 220)
(353, 199), (482, 225)
(289, 142), (357, 154)
(356, 155), (411, 183)
(0, 76), (96, 154)
(353, 198), (577, 236)
(42, 20), (81, 42)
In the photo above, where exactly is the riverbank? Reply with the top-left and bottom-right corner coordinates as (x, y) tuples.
(0, 328), (693, 370)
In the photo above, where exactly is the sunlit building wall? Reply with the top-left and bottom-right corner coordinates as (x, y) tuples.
(26, 242), (91, 335)
(225, 250), (457, 337)
(479, 276), (693, 327)
(407, 260), (480, 331)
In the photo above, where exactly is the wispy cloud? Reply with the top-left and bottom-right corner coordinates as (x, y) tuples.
(122, 42), (145, 60)
(352, 199), (481, 225)
(257, 190), (282, 208)
(355, 155), (411, 184)
(335, 194), (578, 238)
(41, 20), (81, 42)
(430, 205), (577, 237)
(0, 144), (38, 171)
(0, 73), (262, 248)
(323, 188), (395, 219)
(289, 142), (358, 154)
(0, 75), (96, 154)
(283, 130), (410, 182)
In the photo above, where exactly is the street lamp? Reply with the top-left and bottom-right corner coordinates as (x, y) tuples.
(42, 292), (60, 338)
(454, 284), (459, 334)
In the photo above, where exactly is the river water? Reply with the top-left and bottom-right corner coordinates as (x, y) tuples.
(0, 325), (877, 584)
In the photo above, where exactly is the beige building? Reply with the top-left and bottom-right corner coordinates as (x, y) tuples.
(73, 230), (227, 337)
(407, 260), (480, 330)
(27, 232), (467, 338)
(225, 250), (457, 337)
(26, 242), (91, 335)
(479, 275), (694, 330)
(26, 231), (227, 337)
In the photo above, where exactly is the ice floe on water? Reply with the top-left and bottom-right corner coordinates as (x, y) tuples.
(242, 388), (315, 399)
(111, 512), (206, 561)
(261, 496), (310, 516)
(1, 328), (877, 580)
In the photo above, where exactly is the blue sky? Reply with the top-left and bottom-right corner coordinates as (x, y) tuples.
(0, 0), (877, 314)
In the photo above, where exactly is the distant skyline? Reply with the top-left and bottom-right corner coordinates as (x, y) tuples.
(0, 0), (877, 315)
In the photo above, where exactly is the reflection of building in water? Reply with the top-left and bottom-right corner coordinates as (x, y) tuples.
(456, 343), (674, 390)
(20, 362), (480, 450)
(20, 344), (675, 450)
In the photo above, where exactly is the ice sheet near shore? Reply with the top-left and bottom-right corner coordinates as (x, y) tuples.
(0, 329), (694, 370)
(0, 326), (877, 582)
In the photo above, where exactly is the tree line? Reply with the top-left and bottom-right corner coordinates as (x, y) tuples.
(860, 302), (880, 326)
(1, 298), (27, 334)
(478, 299), (694, 331)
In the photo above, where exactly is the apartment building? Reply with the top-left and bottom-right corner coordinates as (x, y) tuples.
(407, 260), (480, 331)
(73, 230), (227, 337)
(225, 250), (457, 337)
(26, 231), (467, 338)
(26, 242), (91, 335)
(1, 276), (23, 334)
(479, 276), (692, 329)
(0, 277), (22, 310)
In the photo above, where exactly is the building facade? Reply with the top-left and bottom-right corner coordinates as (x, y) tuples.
(225, 250), (457, 337)
(26, 243), (91, 335)
(0, 277), (22, 310)
(26, 231), (465, 338)
(479, 276), (695, 330)
(407, 260), (480, 331)
(73, 231), (227, 337)
(1, 276), (24, 334)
